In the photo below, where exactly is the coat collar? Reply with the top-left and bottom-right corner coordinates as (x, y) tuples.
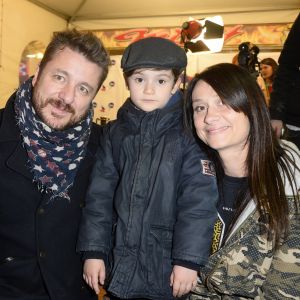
(117, 93), (183, 134)
(0, 92), (20, 142)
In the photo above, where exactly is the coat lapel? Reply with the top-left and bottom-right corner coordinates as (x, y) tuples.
(6, 141), (33, 180)
(0, 93), (33, 180)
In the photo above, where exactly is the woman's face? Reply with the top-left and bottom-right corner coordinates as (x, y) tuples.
(192, 80), (250, 157)
(260, 64), (273, 80)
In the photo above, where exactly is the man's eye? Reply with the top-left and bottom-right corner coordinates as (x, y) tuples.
(54, 74), (65, 82)
(79, 86), (89, 95)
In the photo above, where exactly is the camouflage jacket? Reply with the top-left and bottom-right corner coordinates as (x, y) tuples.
(189, 197), (300, 300)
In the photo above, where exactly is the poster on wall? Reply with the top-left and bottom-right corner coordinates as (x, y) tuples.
(93, 56), (129, 124)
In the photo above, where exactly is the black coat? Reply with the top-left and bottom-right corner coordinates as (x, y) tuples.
(0, 94), (99, 300)
(77, 97), (218, 299)
(269, 13), (300, 127)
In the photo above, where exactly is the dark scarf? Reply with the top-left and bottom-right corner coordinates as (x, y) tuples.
(14, 78), (93, 200)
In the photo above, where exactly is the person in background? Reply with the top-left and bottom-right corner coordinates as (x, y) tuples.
(0, 29), (110, 300)
(77, 37), (218, 300)
(232, 52), (269, 103)
(269, 13), (300, 149)
(260, 57), (278, 105)
(184, 63), (300, 299)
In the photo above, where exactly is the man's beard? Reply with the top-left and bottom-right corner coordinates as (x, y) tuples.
(32, 90), (88, 131)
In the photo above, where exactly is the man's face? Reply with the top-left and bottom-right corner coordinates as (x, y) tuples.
(32, 47), (103, 130)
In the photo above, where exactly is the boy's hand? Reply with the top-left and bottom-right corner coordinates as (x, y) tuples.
(170, 265), (197, 297)
(83, 259), (106, 295)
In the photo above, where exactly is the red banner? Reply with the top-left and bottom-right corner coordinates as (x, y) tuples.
(92, 22), (293, 52)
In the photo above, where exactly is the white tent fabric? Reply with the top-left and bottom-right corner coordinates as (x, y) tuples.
(27, 0), (300, 24)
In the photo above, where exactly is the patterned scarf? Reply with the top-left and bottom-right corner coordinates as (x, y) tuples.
(14, 78), (93, 200)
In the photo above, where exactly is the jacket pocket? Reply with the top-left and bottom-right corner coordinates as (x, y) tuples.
(147, 225), (173, 297)
(0, 256), (46, 295)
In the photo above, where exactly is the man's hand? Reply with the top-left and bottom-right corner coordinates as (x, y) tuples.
(170, 265), (197, 297)
(271, 119), (284, 138)
(83, 259), (106, 294)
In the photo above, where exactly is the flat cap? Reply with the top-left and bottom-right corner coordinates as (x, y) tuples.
(121, 37), (187, 72)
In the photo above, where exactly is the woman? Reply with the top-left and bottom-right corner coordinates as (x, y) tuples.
(184, 63), (300, 299)
(260, 57), (278, 104)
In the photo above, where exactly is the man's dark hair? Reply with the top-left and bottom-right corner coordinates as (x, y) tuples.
(38, 29), (110, 90)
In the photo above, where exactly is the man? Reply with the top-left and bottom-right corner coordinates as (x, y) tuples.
(270, 13), (300, 149)
(0, 29), (110, 299)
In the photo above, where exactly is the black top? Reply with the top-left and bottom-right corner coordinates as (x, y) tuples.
(211, 175), (248, 254)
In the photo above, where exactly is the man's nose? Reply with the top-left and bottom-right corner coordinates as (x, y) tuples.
(58, 83), (75, 104)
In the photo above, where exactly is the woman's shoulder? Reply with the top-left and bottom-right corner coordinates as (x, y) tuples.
(279, 139), (300, 196)
(281, 139), (300, 154)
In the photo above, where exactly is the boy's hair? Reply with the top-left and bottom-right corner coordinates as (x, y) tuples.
(123, 68), (182, 84)
(121, 37), (187, 74)
(38, 29), (110, 90)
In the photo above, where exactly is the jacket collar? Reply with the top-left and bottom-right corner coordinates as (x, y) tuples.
(117, 92), (183, 133)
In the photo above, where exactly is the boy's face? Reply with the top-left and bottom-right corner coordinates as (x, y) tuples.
(127, 68), (180, 112)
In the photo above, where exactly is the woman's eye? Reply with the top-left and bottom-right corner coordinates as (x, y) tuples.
(194, 105), (206, 112)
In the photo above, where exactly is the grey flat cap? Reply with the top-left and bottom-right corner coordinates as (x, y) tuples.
(121, 37), (187, 72)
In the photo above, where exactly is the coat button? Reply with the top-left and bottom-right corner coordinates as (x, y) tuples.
(37, 208), (45, 215)
(39, 251), (46, 258)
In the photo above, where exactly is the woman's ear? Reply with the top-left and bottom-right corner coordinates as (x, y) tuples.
(171, 77), (182, 95)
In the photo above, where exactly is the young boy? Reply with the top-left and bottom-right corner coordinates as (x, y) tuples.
(77, 37), (218, 300)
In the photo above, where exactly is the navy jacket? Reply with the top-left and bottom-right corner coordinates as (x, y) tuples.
(77, 96), (218, 299)
(0, 94), (99, 300)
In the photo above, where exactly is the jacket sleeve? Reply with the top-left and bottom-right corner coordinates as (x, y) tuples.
(269, 63), (295, 121)
(172, 135), (218, 266)
(260, 208), (300, 299)
(77, 124), (119, 258)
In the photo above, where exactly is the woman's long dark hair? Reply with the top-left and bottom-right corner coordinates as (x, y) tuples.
(184, 63), (299, 247)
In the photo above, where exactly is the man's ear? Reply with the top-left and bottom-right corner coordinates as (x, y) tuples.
(32, 67), (40, 87)
(171, 77), (182, 95)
